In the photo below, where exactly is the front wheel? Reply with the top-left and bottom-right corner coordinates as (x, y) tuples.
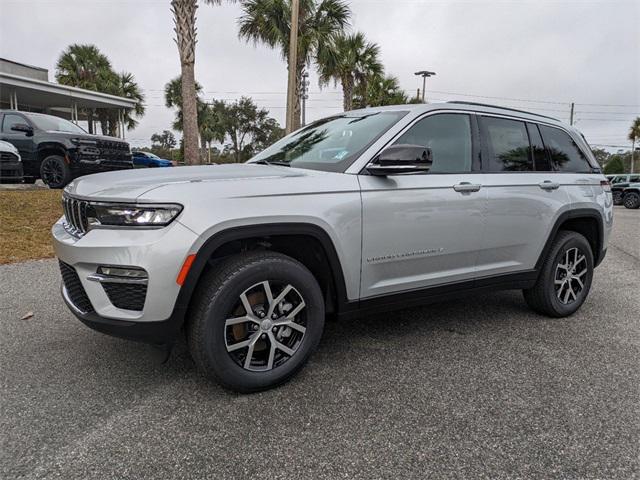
(187, 251), (325, 393)
(623, 192), (640, 209)
(40, 155), (72, 189)
(523, 231), (594, 317)
(612, 191), (624, 205)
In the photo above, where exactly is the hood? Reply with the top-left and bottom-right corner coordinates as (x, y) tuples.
(65, 163), (310, 200)
(41, 131), (129, 145)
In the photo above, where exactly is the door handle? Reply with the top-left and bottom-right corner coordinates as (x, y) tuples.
(539, 181), (560, 191)
(453, 182), (481, 193)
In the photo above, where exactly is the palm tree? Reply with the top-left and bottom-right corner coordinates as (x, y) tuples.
(171, 0), (232, 165)
(318, 32), (382, 111)
(238, 0), (350, 129)
(628, 117), (640, 173)
(97, 72), (146, 136)
(55, 44), (113, 134)
(353, 74), (409, 109)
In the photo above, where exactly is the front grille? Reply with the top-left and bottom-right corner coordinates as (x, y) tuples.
(102, 283), (147, 311)
(96, 140), (131, 162)
(0, 151), (19, 162)
(59, 261), (94, 313)
(62, 195), (89, 237)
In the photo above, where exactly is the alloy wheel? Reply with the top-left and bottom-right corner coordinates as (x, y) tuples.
(554, 247), (588, 305)
(224, 280), (307, 372)
(41, 158), (63, 186)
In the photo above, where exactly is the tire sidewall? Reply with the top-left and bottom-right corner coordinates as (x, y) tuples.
(199, 258), (324, 391)
(545, 234), (594, 316)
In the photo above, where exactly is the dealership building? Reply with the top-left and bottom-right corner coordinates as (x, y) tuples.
(0, 58), (136, 139)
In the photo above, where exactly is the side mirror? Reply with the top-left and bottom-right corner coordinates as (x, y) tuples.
(11, 123), (33, 136)
(366, 144), (432, 176)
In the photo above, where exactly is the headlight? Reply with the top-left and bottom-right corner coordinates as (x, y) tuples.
(86, 203), (182, 228)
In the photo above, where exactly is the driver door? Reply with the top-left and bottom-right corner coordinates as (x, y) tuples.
(358, 113), (487, 299)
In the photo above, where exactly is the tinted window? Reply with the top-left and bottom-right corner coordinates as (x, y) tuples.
(393, 113), (472, 173)
(2, 114), (27, 133)
(527, 123), (552, 171)
(25, 113), (85, 134)
(539, 125), (591, 173)
(480, 117), (532, 171)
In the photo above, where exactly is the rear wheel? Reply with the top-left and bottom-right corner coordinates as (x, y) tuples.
(187, 251), (325, 393)
(612, 190), (624, 205)
(623, 192), (640, 209)
(40, 155), (72, 189)
(523, 231), (594, 317)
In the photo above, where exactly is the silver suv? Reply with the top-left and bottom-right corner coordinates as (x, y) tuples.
(53, 102), (613, 392)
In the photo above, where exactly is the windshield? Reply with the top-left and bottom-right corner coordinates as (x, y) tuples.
(250, 111), (407, 172)
(26, 113), (86, 134)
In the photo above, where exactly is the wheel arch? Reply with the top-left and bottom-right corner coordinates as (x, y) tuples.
(535, 208), (605, 270)
(171, 223), (350, 330)
(37, 143), (69, 163)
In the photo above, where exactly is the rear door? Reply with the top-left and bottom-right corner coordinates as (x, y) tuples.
(476, 116), (570, 277)
(359, 112), (487, 298)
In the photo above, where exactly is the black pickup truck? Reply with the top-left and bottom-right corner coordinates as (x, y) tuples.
(0, 110), (132, 188)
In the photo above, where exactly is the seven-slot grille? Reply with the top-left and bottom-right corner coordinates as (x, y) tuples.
(62, 195), (89, 236)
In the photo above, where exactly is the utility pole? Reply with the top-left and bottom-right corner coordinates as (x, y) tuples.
(301, 70), (309, 126)
(570, 102), (575, 125)
(285, 0), (300, 134)
(414, 70), (436, 103)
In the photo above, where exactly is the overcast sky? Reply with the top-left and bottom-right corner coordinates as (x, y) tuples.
(1, 0), (638, 150)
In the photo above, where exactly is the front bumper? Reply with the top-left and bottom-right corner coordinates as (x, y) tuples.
(0, 161), (24, 182)
(52, 218), (199, 342)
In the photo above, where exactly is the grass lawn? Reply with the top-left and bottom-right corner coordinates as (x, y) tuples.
(0, 189), (62, 264)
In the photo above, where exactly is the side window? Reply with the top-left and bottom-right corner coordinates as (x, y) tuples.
(393, 113), (472, 173)
(2, 114), (27, 133)
(630, 175), (640, 183)
(527, 123), (552, 171)
(539, 125), (591, 173)
(479, 117), (532, 171)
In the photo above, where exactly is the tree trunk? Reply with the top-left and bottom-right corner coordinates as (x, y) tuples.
(87, 109), (94, 134)
(342, 75), (354, 112)
(181, 62), (200, 165)
(632, 138), (636, 174)
(291, 60), (305, 131)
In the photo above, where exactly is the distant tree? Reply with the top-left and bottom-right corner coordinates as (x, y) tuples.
(97, 71), (146, 136)
(55, 44), (113, 134)
(603, 156), (625, 174)
(238, 0), (351, 129)
(628, 117), (640, 173)
(354, 74), (410, 108)
(164, 76), (204, 131)
(318, 32), (382, 111)
(199, 104), (226, 163)
(215, 97), (284, 162)
(591, 148), (611, 167)
(151, 130), (177, 150)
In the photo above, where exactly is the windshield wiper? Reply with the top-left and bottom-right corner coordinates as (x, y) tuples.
(254, 159), (291, 167)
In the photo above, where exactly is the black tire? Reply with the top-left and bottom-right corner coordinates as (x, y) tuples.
(187, 251), (325, 393)
(623, 192), (640, 209)
(40, 155), (72, 189)
(523, 230), (594, 317)
(612, 191), (624, 206)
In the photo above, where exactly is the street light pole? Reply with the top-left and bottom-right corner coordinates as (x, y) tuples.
(414, 70), (436, 103)
(286, 0), (300, 134)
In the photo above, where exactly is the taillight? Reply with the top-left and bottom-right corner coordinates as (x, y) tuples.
(600, 180), (611, 193)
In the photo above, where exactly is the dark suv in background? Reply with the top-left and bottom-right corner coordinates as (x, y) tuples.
(0, 110), (132, 188)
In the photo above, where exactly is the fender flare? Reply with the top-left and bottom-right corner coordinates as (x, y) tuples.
(535, 208), (606, 270)
(168, 222), (350, 330)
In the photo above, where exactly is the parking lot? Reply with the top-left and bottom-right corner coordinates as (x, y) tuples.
(1, 207), (638, 479)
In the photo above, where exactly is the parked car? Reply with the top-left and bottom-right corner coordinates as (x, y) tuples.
(609, 173), (640, 185)
(53, 102), (612, 393)
(0, 139), (23, 183)
(0, 110), (132, 188)
(622, 183), (640, 209)
(132, 151), (173, 168)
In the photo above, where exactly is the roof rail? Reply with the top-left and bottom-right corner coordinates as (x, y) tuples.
(446, 101), (561, 122)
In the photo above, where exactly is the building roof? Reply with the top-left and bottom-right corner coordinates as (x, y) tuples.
(0, 71), (137, 110)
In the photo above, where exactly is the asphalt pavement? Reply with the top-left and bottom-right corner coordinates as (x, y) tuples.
(1, 207), (638, 479)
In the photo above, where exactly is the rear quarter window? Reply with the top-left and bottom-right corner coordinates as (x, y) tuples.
(539, 125), (592, 173)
